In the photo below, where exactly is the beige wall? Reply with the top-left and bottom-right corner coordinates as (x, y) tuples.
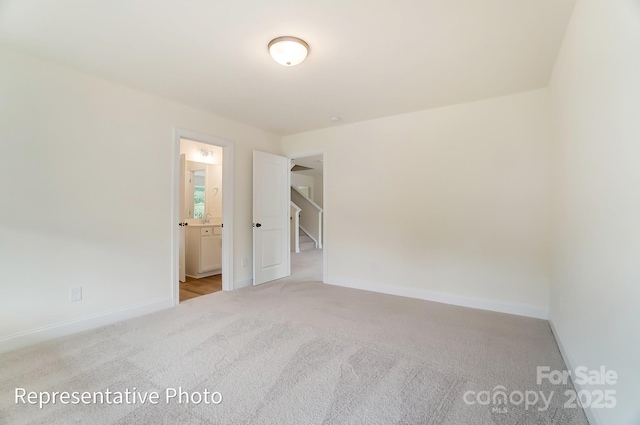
(283, 88), (551, 317)
(0, 46), (281, 342)
(549, 0), (640, 423)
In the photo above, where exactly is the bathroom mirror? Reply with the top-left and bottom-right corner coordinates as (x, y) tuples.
(184, 161), (223, 221)
(184, 165), (206, 219)
(193, 170), (206, 218)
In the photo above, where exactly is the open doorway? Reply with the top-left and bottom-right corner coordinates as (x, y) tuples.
(172, 129), (234, 305)
(289, 153), (324, 282)
(179, 138), (223, 301)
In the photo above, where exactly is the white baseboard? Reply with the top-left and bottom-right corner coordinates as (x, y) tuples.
(326, 277), (549, 319)
(186, 269), (222, 279)
(549, 319), (600, 425)
(0, 297), (173, 354)
(233, 278), (252, 289)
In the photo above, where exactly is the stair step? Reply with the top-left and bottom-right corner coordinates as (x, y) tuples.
(300, 241), (316, 251)
(297, 228), (317, 251)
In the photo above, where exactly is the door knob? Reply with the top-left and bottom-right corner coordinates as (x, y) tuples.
(253, 223), (262, 228)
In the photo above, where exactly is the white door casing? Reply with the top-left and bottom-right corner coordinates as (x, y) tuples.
(253, 151), (290, 285)
(179, 153), (186, 283)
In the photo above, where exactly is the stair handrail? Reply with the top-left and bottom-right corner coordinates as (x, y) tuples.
(290, 201), (302, 253)
(291, 186), (323, 212)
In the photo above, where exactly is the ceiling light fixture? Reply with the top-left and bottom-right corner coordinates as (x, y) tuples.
(199, 149), (215, 164)
(268, 36), (309, 66)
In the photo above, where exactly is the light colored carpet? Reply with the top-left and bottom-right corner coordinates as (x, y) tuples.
(0, 250), (588, 424)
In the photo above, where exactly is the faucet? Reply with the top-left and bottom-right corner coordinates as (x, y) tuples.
(204, 213), (212, 224)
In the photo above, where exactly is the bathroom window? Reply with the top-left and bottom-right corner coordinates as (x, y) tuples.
(297, 186), (311, 199)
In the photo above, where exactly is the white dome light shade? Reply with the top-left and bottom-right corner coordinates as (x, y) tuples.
(268, 36), (309, 66)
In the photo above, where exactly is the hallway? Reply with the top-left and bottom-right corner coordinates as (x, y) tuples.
(289, 248), (323, 283)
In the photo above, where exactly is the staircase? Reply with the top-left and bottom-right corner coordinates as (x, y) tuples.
(291, 186), (323, 251)
(299, 229), (316, 251)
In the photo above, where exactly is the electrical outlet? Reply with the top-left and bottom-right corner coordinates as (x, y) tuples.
(69, 286), (82, 302)
(242, 257), (248, 268)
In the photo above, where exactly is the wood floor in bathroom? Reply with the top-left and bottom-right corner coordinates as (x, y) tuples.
(180, 274), (222, 302)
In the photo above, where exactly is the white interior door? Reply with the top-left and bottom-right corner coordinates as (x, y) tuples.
(179, 154), (186, 283)
(253, 151), (290, 285)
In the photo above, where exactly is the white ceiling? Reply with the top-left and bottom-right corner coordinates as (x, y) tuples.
(0, 0), (576, 135)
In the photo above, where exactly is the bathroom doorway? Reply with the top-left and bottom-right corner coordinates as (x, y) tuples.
(173, 129), (234, 305)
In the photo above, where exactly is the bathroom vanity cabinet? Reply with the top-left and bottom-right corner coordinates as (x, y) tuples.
(185, 225), (222, 278)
